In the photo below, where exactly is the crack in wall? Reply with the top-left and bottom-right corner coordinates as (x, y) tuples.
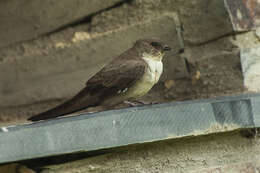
(187, 30), (250, 47)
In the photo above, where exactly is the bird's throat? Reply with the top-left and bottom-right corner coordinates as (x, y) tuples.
(142, 52), (164, 61)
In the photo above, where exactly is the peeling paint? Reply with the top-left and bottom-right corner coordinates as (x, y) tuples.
(225, 0), (260, 30)
(1, 127), (8, 132)
(71, 32), (91, 42)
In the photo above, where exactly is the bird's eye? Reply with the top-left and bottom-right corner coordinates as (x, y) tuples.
(151, 42), (160, 47)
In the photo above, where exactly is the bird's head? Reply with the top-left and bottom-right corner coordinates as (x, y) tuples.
(134, 38), (171, 61)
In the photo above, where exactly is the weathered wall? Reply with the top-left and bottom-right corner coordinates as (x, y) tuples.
(1, 131), (259, 173)
(0, 13), (182, 107)
(0, 0), (123, 48)
(38, 131), (260, 173)
(0, 0), (248, 123)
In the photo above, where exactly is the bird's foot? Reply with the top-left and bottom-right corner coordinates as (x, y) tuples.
(84, 106), (106, 114)
(136, 100), (159, 105)
(124, 100), (159, 107)
(124, 101), (140, 107)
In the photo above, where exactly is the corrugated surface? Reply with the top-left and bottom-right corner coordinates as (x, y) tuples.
(1, 93), (260, 164)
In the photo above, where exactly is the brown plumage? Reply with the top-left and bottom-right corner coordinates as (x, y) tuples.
(28, 38), (171, 121)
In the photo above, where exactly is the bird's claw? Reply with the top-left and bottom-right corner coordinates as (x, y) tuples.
(124, 100), (159, 107)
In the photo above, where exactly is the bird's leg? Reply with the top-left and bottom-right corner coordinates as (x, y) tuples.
(124, 100), (159, 107)
(135, 100), (159, 105)
(84, 106), (106, 114)
(124, 101), (141, 107)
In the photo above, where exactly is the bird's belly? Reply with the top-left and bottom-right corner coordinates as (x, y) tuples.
(125, 80), (154, 99)
(124, 61), (163, 99)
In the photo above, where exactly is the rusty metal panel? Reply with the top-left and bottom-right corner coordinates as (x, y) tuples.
(224, 0), (260, 31)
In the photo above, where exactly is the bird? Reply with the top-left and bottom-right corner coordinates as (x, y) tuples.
(28, 38), (172, 121)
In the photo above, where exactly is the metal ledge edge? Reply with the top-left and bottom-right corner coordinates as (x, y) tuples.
(1, 93), (260, 164)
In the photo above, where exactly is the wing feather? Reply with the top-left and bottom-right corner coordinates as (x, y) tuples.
(86, 59), (146, 97)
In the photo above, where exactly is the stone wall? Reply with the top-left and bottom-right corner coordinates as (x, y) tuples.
(0, 0), (124, 48)
(0, 0), (249, 124)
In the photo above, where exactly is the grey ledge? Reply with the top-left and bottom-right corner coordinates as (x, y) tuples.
(1, 93), (260, 164)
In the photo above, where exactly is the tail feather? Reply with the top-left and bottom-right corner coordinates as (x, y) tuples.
(28, 88), (96, 121)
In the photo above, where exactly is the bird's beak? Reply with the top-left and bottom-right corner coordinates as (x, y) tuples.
(163, 45), (171, 51)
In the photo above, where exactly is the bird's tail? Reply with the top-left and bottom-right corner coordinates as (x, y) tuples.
(28, 88), (96, 121)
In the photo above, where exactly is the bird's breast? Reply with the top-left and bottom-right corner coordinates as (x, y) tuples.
(121, 57), (163, 99)
(142, 57), (163, 84)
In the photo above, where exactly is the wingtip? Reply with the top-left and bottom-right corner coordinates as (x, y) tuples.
(27, 116), (40, 122)
(27, 112), (52, 122)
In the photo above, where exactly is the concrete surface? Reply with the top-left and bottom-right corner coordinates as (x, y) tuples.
(39, 131), (260, 173)
(91, 0), (233, 45)
(0, 0), (123, 48)
(0, 163), (35, 173)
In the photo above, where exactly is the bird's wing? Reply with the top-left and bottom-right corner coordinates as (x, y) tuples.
(28, 59), (146, 121)
(85, 59), (146, 97)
